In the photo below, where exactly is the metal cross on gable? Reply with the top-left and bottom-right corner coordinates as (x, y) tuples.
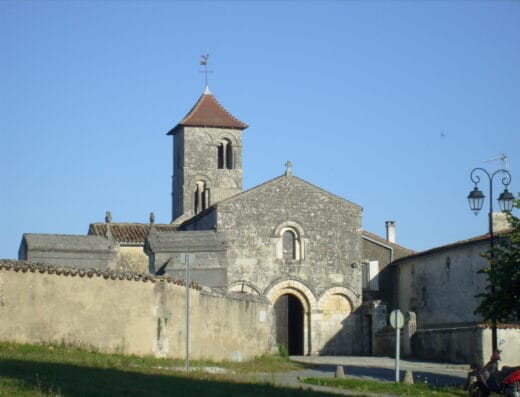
(285, 160), (293, 175)
(200, 54), (213, 87)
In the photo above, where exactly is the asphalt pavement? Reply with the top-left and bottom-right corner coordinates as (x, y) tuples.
(250, 356), (471, 396)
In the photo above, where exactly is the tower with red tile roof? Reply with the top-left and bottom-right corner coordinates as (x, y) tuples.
(168, 86), (248, 224)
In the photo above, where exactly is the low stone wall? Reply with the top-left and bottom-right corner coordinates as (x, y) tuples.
(374, 324), (520, 367)
(413, 326), (520, 367)
(0, 261), (271, 361)
(372, 327), (402, 357)
(411, 326), (483, 366)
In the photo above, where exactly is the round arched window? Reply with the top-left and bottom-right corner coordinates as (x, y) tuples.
(282, 230), (296, 260)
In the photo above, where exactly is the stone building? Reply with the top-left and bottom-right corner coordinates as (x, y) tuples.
(10, 83), (520, 365)
(15, 84), (413, 357)
(169, 86), (248, 225)
(139, 85), (413, 355)
(385, 223), (520, 367)
(361, 223), (414, 303)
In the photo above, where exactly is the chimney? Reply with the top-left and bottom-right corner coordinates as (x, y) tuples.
(385, 221), (396, 243)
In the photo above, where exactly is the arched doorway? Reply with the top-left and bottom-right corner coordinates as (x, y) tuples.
(274, 293), (304, 355)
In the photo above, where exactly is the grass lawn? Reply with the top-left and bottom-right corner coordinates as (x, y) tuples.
(303, 377), (468, 397)
(0, 342), (469, 397)
(0, 342), (327, 397)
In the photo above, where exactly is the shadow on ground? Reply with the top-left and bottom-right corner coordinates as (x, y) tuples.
(306, 364), (466, 387)
(0, 358), (340, 397)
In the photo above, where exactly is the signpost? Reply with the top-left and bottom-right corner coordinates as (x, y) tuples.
(389, 309), (404, 382)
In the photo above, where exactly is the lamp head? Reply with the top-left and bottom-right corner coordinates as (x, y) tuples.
(498, 188), (514, 212)
(468, 187), (485, 215)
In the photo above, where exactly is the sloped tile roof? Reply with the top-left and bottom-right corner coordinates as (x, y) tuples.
(168, 88), (248, 134)
(88, 223), (177, 245)
(361, 230), (415, 253)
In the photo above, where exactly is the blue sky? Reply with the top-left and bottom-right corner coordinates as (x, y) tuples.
(1, 1), (519, 259)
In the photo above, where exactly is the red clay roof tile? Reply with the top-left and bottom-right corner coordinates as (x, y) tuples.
(168, 88), (248, 134)
(88, 223), (177, 244)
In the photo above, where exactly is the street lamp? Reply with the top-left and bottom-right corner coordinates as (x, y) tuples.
(467, 167), (513, 353)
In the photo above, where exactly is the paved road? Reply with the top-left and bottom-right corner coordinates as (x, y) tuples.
(291, 356), (470, 386)
(251, 356), (471, 396)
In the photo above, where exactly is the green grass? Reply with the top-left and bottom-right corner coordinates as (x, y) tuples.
(303, 377), (467, 397)
(0, 341), (303, 373)
(0, 342), (470, 397)
(0, 342), (324, 397)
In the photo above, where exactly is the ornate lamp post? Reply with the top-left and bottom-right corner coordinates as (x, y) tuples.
(467, 167), (514, 352)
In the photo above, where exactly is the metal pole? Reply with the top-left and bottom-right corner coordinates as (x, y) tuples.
(469, 167), (512, 354)
(185, 253), (190, 372)
(488, 178), (498, 353)
(395, 311), (400, 382)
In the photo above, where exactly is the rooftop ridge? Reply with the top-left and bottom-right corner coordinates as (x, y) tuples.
(391, 228), (512, 265)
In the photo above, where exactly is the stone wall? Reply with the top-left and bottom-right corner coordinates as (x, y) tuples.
(146, 231), (228, 288)
(373, 328), (403, 357)
(373, 324), (520, 368)
(393, 240), (489, 326)
(412, 326), (520, 367)
(117, 246), (149, 273)
(184, 175), (364, 355)
(411, 326), (483, 366)
(213, 175), (363, 295)
(19, 234), (118, 271)
(172, 127), (244, 222)
(361, 234), (413, 303)
(483, 327), (520, 368)
(0, 261), (271, 361)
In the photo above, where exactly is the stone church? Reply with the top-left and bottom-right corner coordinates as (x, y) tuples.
(18, 85), (412, 356)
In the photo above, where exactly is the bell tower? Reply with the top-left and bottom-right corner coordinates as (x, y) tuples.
(167, 86), (248, 225)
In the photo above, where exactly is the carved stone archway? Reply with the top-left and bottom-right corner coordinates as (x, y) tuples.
(265, 279), (317, 355)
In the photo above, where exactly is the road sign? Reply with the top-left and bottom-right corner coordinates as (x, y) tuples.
(390, 310), (404, 329)
(389, 309), (404, 383)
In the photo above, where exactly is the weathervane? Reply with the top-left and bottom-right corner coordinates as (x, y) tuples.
(200, 54), (213, 87)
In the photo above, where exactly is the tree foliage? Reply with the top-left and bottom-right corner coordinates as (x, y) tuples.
(475, 198), (520, 323)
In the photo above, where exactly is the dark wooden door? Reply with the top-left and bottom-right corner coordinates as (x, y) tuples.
(274, 294), (304, 355)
